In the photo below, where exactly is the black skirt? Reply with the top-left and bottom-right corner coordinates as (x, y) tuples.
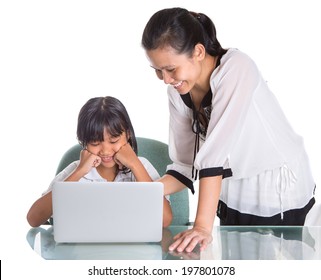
(218, 197), (315, 226)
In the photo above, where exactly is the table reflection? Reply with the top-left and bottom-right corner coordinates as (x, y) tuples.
(26, 225), (199, 260)
(208, 226), (320, 260)
(26, 225), (321, 260)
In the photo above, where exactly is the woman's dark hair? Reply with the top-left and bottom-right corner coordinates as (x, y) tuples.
(142, 7), (226, 57)
(77, 96), (137, 155)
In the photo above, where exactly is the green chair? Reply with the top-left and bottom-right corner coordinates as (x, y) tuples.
(55, 137), (190, 226)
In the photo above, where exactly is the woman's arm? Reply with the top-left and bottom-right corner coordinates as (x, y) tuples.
(194, 176), (222, 233)
(168, 175), (222, 253)
(158, 174), (187, 195)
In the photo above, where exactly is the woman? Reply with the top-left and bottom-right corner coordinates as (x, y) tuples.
(141, 7), (315, 253)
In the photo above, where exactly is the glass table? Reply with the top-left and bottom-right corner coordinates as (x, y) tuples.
(26, 225), (321, 260)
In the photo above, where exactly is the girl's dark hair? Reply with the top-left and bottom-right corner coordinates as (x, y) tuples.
(142, 7), (226, 57)
(77, 96), (137, 155)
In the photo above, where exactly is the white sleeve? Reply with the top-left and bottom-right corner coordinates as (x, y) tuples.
(42, 161), (79, 195)
(139, 157), (170, 202)
(138, 157), (160, 181)
(166, 87), (196, 193)
(194, 50), (261, 179)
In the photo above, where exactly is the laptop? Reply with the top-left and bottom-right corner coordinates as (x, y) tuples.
(51, 181), (164, 243)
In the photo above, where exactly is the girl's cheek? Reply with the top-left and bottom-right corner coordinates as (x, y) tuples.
(113, 144), (123, 153)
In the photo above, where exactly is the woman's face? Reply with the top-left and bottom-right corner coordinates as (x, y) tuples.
(86, 129), (128, 169)
(146, 45), (203, 95)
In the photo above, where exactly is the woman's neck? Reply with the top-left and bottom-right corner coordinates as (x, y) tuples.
(191, 54), (217, 109)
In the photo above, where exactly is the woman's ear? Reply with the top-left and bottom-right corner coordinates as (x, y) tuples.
(193, 43), (206, 61)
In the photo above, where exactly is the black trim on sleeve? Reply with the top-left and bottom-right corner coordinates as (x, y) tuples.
(166, 170), (195, 194)
(223, 168), (233, 178)
(199, 167), (233, 179)
(199, 167), (223, 178)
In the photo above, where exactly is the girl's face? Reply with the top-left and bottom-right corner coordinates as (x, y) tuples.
(146, 45), (204, 95)
(86, 129), (128, 169)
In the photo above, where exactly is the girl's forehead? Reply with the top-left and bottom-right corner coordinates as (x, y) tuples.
(103, 127), (125, 138)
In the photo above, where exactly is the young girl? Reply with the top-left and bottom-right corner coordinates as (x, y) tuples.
(27, 96), (172, 228)
(142, 7), (316, 252)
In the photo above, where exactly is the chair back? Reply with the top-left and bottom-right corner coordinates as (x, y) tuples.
(55, 137), (190, 225)
(56, 144), (82, 175)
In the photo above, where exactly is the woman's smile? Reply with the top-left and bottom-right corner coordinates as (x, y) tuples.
(173, 81), (183, 89)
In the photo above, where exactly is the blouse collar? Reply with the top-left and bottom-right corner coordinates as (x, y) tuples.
(180, 89), (213, 109)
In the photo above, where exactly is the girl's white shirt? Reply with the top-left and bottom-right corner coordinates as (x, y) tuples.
(43, 157), (161, 194)
(166, 48), (315, 217)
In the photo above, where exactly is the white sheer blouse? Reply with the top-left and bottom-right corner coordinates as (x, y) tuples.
(166, 48), (315, 217)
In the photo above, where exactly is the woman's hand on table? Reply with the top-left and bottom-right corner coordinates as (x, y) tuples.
(168, 226), (213, 253)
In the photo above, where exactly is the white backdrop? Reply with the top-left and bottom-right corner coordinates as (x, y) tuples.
(1, 0), (320, 279)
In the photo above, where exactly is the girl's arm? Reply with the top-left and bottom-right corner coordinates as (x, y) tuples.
(27, 150), (93, 227)
(163, 197), (173, 227)
(157, 174), (186, 228)
(128, 159), (173, 227)
(26, 191), (53, 227)
(65, 149), (101, 181)
(115, 143), (173, 226)
(114, 143), (153, 182)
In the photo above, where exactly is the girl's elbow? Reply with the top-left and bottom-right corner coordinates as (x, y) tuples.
(26, 209), (45, 228)
(163, 219), (172, 228)
(26, 212), (40, 227)
(163, 212), (173, 228)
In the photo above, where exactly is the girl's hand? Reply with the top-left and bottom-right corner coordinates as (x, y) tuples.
(64, 149), (101, 182)
(113, 142), (138, 170)
(114, 142), (153, 182)
(78, 148), (102, 173)
(168, 226), (213, 253)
